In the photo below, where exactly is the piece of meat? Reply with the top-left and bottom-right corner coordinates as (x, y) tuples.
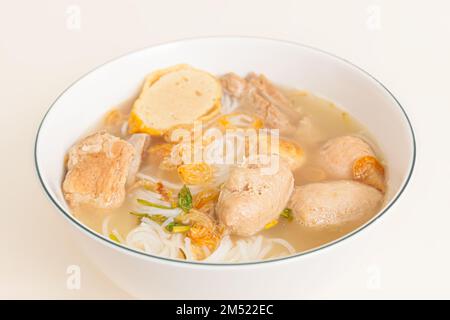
(320, 135), (375, 179)
(245, 89), (293, 131)
(246, 73), (301, 131)
(63, 131), (135, 209)
(219, 73), (300, 133)
(216, 160), (294, 236)
(126, 133), (150, 186)
(246, 73), (293, 110)
(220, 73), (247, 98)
(289, 180), (383, 228)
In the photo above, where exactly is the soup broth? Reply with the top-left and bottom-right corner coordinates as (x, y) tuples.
(64, 67), (386, 262)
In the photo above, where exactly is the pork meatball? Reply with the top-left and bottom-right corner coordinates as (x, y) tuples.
(216, 161), (294, 236)
(320, 135), (375, 179)
(289, 180), (383, 228)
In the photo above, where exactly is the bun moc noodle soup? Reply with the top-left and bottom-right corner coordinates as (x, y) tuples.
(61, 65), (388, 263)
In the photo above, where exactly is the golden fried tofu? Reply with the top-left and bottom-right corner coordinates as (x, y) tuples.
(62, 132), (135, 209)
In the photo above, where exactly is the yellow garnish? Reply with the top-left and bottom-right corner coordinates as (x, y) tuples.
(109, 233), (121, 243)
(171, 225), (191, 233)
(217, 113), (264, 130)
(352, 156), (386, 192)
(175, 209), (224, 259)
(252, 118), (264, 129)
(280, 208), (293, 221)
(264, 219), (279, 230)
(193, 188), (219, 209)
(177, 163), (213, 185)
(128, 111), (163, 135)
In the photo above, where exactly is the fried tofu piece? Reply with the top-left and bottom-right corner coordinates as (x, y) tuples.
(126, 133), (150, 186)
(63, 132), (135, 209)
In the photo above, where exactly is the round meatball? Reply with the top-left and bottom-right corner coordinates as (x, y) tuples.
(216, 161), (294, 236)
(289, 180), (383, 228)
(320, 135), (375, 179)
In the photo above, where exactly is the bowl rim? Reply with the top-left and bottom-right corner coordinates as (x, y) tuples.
(34, 36), (416, 267)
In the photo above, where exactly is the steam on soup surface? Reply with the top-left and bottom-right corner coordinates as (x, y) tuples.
(62, 65), (387, 262)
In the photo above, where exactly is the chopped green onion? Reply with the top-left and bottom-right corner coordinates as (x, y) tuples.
(109, 233), (121, 243)
(129, 212), (168, 224)
(136, 198), (174, 209)
(178, 185), (193, 213)
(280, 208), (293, 221)
(171, 225), (191, 233)
(165, 222), (190, 233)
(165, 222), (175, 231)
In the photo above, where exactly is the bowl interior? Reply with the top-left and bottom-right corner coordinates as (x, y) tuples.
(35, 37), (415, 261)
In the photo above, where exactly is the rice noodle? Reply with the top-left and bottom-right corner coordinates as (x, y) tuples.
(182, 237), (194, 260)
(204, 235), (295, 263)
(111, 229), (125, 243)
(128, 187), (182, 218)
(161, 217), (174, 228)
(120, 122), (128, 136)
(135, 172), (203, 195)
(271, 238), (296, 254)
(125, 178), (296, 263)
(127, 215), (296, 262)
(101, 215), (112, 236)
(126, 219), (184, 259)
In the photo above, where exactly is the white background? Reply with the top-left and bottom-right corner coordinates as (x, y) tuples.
(0, 0), (449, 299)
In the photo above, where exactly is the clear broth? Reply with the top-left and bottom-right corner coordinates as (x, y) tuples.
(72, 87), (385, 254)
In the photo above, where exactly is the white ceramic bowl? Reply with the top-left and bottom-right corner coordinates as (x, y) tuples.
(35, 37), (415, 299)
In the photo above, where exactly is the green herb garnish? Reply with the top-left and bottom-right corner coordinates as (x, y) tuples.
(137, 198), (174, 209)
(129, 212), (168, 224)
(280, 208), (293, 221)
(165, 222), (191, 233)
(177, 185), (193, 213)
